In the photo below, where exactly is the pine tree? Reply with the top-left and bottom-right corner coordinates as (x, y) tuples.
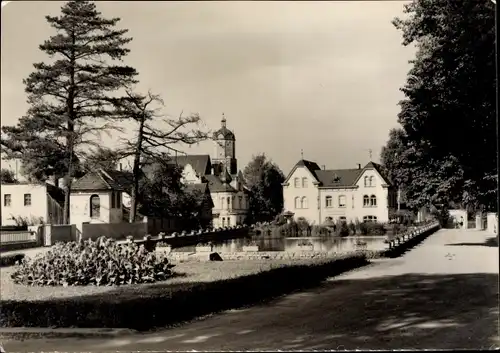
(1, 1), (138, 223)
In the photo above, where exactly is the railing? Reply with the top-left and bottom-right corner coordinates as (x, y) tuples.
(0, 231), (37, 244)
(385, 221), (440, 250)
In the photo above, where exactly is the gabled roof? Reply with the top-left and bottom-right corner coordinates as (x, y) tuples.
(45, 183), (65, 207)
(315, 169), (363, 188)
(284, 159), (321, 184)
(204, 174), (237, 193)
(72, 169), (133, 192)
(352, 161), (392, 186)
(284, 159), (392, 188)
(185, 182), (214, 208)
(168, 155), (212, 176)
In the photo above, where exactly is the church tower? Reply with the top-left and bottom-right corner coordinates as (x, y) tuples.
(212, 113), (237, 175)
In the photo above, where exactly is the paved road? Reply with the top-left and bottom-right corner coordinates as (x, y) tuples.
(2, 229), (498, 351)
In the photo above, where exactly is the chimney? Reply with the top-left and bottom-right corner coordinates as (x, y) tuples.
(357, 164), (361, 170)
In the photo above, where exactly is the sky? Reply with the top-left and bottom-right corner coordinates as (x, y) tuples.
(1, 0), (415, 174)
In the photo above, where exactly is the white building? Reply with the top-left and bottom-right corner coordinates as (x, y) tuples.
(0, 182), (64, 226)
(163, 115), (250, 227)
(282, 159), (397, 225)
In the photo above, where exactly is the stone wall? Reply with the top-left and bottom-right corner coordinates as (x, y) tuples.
(165, 250), (353, 263)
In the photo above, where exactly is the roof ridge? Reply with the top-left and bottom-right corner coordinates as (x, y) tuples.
(96, 169), (113, 189)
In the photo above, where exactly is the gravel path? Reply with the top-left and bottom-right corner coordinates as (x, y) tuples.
(1, 229), (498, 351)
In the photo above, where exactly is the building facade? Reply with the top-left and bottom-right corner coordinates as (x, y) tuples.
(170, 115), (250, 228)
(282, 159), (397, 225)
(0, 182), (64, 226)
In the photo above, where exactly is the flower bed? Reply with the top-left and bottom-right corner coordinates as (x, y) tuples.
(10, 237), (174, 286)
(0, 252), (368, 330)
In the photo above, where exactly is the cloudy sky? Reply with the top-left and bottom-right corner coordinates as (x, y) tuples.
(1, 1), (415, 174)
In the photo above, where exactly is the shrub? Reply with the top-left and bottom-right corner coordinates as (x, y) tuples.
(311, 225), (330, 236)
(359, 221), (386, 235)
(10, 237), (175, 286)
(338, 221), (350, 237)
(297, 239), (313, 246)
(0, 253), (25, 267)
(348, 221), (356, 235)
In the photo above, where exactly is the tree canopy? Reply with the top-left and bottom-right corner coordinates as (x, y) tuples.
(0, 169), (17, 184)
(381, 0), (497, 212)
(243, 153), (285, 223)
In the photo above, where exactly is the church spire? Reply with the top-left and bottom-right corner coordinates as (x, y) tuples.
(221, 112), (227, 128)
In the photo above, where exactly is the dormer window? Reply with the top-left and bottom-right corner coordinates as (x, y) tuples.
(332, 174), (340, 183)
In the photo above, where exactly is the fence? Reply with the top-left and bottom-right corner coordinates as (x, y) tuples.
(0, 230), (37, 244)
(81, 221), (148, 241)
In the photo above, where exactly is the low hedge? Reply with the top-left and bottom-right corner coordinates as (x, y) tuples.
(0, 253), (25, 268)
(0, 253), (368, 330)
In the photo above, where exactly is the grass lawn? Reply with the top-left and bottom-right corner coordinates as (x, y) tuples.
(0, 256), (350, 302)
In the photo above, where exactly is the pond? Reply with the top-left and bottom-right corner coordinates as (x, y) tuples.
(172, 233), (387, 253)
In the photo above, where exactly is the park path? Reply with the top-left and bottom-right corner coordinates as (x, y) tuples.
(1, 229), (498, 351)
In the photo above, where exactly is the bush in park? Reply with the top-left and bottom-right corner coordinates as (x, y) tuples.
(10, 237), (175, 286)
(338, 221), (350, 237)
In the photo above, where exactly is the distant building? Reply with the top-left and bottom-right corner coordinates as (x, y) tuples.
(282, 159), (398, 224)
(159, 115), (250, 227)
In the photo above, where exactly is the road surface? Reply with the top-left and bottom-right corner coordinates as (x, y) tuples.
(1, 229), (498, 351)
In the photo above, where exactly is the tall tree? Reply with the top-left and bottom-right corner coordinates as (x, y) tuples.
(81, 146), (122, 173)
(243, 153), (285, 223)
(110, 90), (209, 222)
(1, 0), (138, 223)
(388, 0), (497, 211)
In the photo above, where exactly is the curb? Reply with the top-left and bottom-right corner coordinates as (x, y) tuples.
(0, 327), (138, 340)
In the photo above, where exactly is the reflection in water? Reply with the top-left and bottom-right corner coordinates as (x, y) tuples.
(172, 234), (387, 253)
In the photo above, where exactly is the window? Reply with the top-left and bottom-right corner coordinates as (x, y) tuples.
(325, 216), (333, 222)
(227, 197), (231, 209)
(24, 193), (31, 206)
(294, 197), (301, 209)
(369, 176), (375, 187)
(111, 192), (116, 209)
(301, 196), (308, 209)
(364, 176), (368, 187)
(222, 217), (226, 227)
(370, 195), (377, 207)
(239, 196), (243, 209)
(302, 177), (308, 188)
(363, 195), (370, 207)
(338, 195), (346, 208)
(325, 196), (333, 208)
(227, 217), (231, 226)
(90, 195), (100, 219)
(339, 216), (347, 222)
(363, 216), (377, 222)
(4, 194), (11, 207)
(221, 197), (225, 209)
(294, 178), (300, 188)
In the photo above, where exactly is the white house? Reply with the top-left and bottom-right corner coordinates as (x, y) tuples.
(70, 169), (131, 232)
(282, 159), (397, 225)
(0, 182), (65, 226)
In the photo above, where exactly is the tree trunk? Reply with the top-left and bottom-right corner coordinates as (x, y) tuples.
(63, 31), (76, 225)
(129, 117), (146, 223)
